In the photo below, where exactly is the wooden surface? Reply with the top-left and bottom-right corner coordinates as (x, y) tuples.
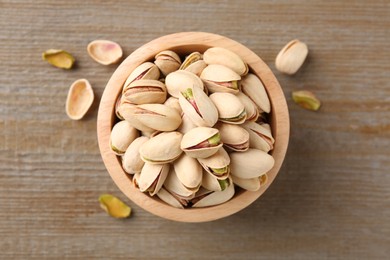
(1, 0), (389, 258)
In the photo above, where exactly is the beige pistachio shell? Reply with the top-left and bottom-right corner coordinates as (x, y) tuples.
(242, 121), (274, 152)
(275, 39), (308, 75)
(156, 187), (185, 209)
(118, 101), (155, 132)
(66, 79), (94, 120)
(230, 149), (275, 179)
(87, 40), (122, 65)
(192, 177), (235, 208)
(164, 167), (197, 199)
(185, 60), (207, 76)
(124, 62), (160, 88)
(165, 70), (204, 98)
(209, 93), (246, 124)
(181, 127), (222, 159)
(177, 113), (197, 134)
(179, 52), (202, 70)
(154, 50), (181, 76)
(122, 136), (149, 174)
(122, 79), (167, 105)
(197, 147), (230, 180)
(202, 170), (231, 192)
(241, 73), (271, 113)
(115, 93), (124, 120)
(231, 175), (261, 191)
(132, 172), (141, 188)
(173, 154), (202, 189)
(164, 97), (182, 114)
(215, 122), (249, 152)
(139, 131), (183, 164)
(236, 92), (259, 122)
(110, 121), (139, 155)
(132, 104), (182, 131)
(200, 64), (241, 94)
(203, 47), (248, 76)
(178, 84), (218, 127)
(260, 173), (268, 186)
(139, 163), (169, 196)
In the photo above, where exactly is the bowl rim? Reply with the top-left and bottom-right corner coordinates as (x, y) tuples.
(97, 32), (290, 222)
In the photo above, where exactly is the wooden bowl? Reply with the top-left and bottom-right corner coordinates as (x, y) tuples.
(97, 32), (289, 222)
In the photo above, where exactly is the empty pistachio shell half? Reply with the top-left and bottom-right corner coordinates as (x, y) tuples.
(122, 79), (167, 105)
(241, 73), (270, 113)
(65, 79), (94, 120)
(231, 175), (261, 191)
(42, 49), (75, 69)
(123, 62), (160, 88)
(209, 92), (246, 124)
(242, 121), (274, 152)
(164, 97), (182, 114)
(275, 39), (308, 75)
(197, 147), (230, 180)
(154, 50), (181, 76)
(202, 170), (231, 192)
(203, 47), (248, 76)
(99, 194), (131, 218)
(122, 136), (149, 174)
(230, 149), (274, 179)
(110, 121), (139, 155)
(236, 92), (259, 122)
(156, 187), (185, 209)
(192, 178), (235, 208)
(139, 163), (169, 196)
(177, 113), (197, 134)
(87, 40), (122, 65)
(164, 167), (197, 199)
(181, 127), (223, 159)
(215, 122), (249, 152)
(292, 90), (321, 111)
(173, 154), (202, 189)
(139, 131), (183, 164)
(165, 70), (204, 98)
(200, 64), (241, 94)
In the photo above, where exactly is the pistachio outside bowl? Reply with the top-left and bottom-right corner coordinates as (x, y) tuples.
(97, 32), (290, 222)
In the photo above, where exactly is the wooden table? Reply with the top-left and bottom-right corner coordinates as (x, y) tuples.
(1, 0), (389, 258)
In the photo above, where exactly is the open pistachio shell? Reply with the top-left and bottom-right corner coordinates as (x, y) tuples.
(230, 149), (275, 179)
(173, 154), (202, 189)
(164, 167), (197, 199)
(200, 64), (241, 94)
(203, 47), (248, 76)
(110, 121), (139, 155)
(179, 52), (202, 70)
(192, 177), (235, 208)
(154, 50), (181, 76)
(202, 170), (231, 192)
(185, 60), (207, 76)
(215, 122), (249, 152)
(164, 97), (183, 114)
(65, 79), (94, 120)
(139, 163), (169, 196)
(165, 70), (204, 98)
(231, 175), (261, 191)
(87, 40), (122, 65)
(123, 62), (160, 88)
(156, 187), (185, 209)
(241, 73), (271, 113)
(177, 113), (197, 134)
(197, 147), (230, 180)
(42, 49), (75, 69)
(178, 84), (218, 127)
(118, 101), (155, 132)
(139, 131), (183, 164)
(131, 104), (182, 131)
(242, 121), (275, 152)
(236, 92), (259, 122)
(122, 136), (149, 174)
(209, 93), (246, 124)
(99, 194), (131, 218)
(122, 79), (167, 105)
(181, 127), (223, 159)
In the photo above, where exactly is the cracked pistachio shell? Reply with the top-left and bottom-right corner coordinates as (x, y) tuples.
(139, 163), (169, 196)
(185, 60), (207, 76)
(178, 84), (218, 127)
(122, 136), (149, 174)
(242, 121), (274, 152)
(209, 93), (246, 124)
(124, 62), (160, 88)
(42, 49), (75, 69)
(164, 97), (182, 114)
(99, 194), (131, 218)
(202, 170), (232, 192)
(241, 73), (271, 113)
(192, 177), (235, 208)
(231, 175), (261, 191)
(181, 127), (222, 159)
(165, 70), (204, 98)
(177, 113), (197, 134)
(203, 47), (248, 76)
(275, 39), (308, 75)
(122, 79), (167, 105)
(179, 52), (202, 70)
(87, 40), (122, 65)
(154, 50), (181, 76)
(118, 101), (155, 132)
(173, 154), (202, 189)
(139, 131), (183, 164)
(236, 92), (259, 122)
(197, 147), (230, 180)
(65, 79), (94, 120)
(156, 187), (185, 209)
(200, 64), (241, 94)
(164, 167), (197, 199)
(110, 121), (139, 155)
(215, 122), (249, 152)
(230, 149), (274, 179)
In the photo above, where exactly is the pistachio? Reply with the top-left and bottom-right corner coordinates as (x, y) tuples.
(292, 90), (321, 111)
(215, 122), (249, 152)
(156, 187), (185, 209)
(236, 92), (259, 122)
(275, 39), (308, 75)
(179, 52), (202, 70)
(231, 175), (261, 191)
(164, 167), (197, 200)
(164, 97), (183, 114)
(110, 121), (139, 155)
(174, 154), (202, 189)
(202, 170), (231, 192)
(177, 113), (197, 134)
(139, 163), (169, 196)
(192, 178), (235, 208)
(118, 101), (155, 132)
(98, 194), (131, 218)
(241, 73), (271, 113)
(197, 147), (230, 180)
(260, 173), (268, 186)
(87, 40), (122, 65)
(230, 149), (274, 179)
(65, 79), (94, 120)
(42, 49), (75, 69)
(122, 136), (149, 174)
(123, 62), (160, 88)
(242, 121), (274, 152)
(154, 50), (181, 76)
(165, 70), (204, 98)
(200, 64), (241, 94)
(115, 93), (124, 120)
(203, 47), (248, 76)
(133, 172), (141, 188)
(122, 79), (167, 105)
(181, 127), (223, 159)
(184, 60), (207, 76)
(209, 93), (246, 124)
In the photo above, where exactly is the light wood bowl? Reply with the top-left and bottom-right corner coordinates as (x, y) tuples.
(97, 32), (289, 222)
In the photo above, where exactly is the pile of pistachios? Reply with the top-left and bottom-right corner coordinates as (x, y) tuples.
(110, 47), (275, 208)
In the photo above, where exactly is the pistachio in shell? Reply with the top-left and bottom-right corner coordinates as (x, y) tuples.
(177, 113), (197, 134)
(192, 178), (235, 208)
(200, 64), (241, 94)
(202, 170), (231, 192)
(181, 127), (223, 159)
(98, 194), (131, 218)
(215, 122), (249, 152)
(118, 100), (155, 133)
(230, 149), (274, 179)
(115, 93), (124, 120)
(65, 79), (94, 120)
(42, 49), (75, 69)
(165, 70), (204, 98)
(156, 187), (185, 209)
(242, 121), (274, 152)
(203, 47), (248, 76)
(122, 136), (149, 174)
(154, 50), (181, 76)
(236, 92), (259, 122)
(164, 96), (183, 114)
(231, 175), (261, 191)
(197, 147), (230, 180)
(87, 40), (122, 65)
(209, 92), (246, 124)
(179, 52), (202, 70)
(123, 62), (160, 88)
(110, 120), (139, 155)
(241, 73), (271, 113)
(185, 60), (207, 76)
(122, 79), (167, 105)
(164, 167), (197, 200)
(138, 163), (169, 196)
(173, 154), (202, 189)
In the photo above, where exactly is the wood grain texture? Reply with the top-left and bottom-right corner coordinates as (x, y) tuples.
(0, 0), (389, 259)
